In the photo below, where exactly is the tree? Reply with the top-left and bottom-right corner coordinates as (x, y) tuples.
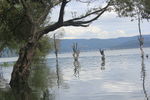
(112, 0), (150, 19)
(112, 0), (150, 58)
(1, 0), (112, 88)
(52, 30), (64, 63)
(0, 0), (30, 54)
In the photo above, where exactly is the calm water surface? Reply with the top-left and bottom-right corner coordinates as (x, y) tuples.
(0, 48), (150, 100)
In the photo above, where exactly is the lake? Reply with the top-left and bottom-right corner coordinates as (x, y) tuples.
(0, 48), (150, 100)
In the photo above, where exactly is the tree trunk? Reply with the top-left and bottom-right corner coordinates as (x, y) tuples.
(10, 40), (38, 88)
(137, 12), (144, 58)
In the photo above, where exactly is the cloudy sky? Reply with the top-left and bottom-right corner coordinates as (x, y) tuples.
(49, 1), (150, 39)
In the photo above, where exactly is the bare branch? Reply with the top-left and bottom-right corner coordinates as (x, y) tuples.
(38, 0), (69, 35)
(63, 2), (111, 27)
(39, 0), (111, 36)
(58, 0), (69, 23)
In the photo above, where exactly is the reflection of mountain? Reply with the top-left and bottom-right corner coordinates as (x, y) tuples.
(60, 35), (150, 52)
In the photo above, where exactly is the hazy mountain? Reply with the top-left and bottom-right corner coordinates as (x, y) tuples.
(1, 35), (150, 57)
(60, 35), (150, 52)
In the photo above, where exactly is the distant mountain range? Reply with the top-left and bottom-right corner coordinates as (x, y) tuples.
(1, 35), (150, 57)
(60, 35), (150, 52)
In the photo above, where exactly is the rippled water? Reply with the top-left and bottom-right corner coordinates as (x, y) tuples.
(1, 48), (150, 100)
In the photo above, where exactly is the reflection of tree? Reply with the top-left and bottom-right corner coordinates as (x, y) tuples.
(55, 60), (63, 88)
(141, 57), (149, 100)
(72, 43), (81, 77)
(0, 89), (16, 100)
(100, 59), (105, 70)
(73, 60), (80, 77)
(0, 66), (3, 79)
(0, 61), (63, 100)
(0, 66), (9, 89)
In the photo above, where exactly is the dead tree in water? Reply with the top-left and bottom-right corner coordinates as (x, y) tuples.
(72, 43), (80, 77)
(53, 33), (59, 63)
(99, 49), (105, 61)
(137, 9), (144, 58)
(53, 29), (64, 63)
(72, 43), (80, 61)
(53, 33), (62, 87)
(99, 49), (105, 70)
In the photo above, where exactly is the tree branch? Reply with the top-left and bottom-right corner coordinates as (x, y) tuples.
(70, 8), (108, 21)
(63, 1), (110, 27)
(58, 0), (69, 23)
(39, 0), (111, 36)
(38, 0), (65, 25)
(38, 0), (69, 35)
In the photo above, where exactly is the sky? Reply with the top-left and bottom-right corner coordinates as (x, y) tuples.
(48, 0), (150, 39)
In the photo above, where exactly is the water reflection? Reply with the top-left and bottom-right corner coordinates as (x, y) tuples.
(55, 59), (63, 88)
(0, 66), (3, 79)
(73, 60), (81, 77)
(0, 61), (62, 100)
(100, 59), (105, 70)
(0, 66), (9, 89)
(141, 57), (149, 100)
(146, 54), (148, 59)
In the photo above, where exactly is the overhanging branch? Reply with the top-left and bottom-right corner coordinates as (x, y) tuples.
(58, 0), (69, 23)
(39, 0), (111, 36)
(38, 0), (69, 35)
(63, 1), (111, 27)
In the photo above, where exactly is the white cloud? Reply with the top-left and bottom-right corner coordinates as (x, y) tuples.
(62, 26), (139, 39)
(102, 81), (140, 92)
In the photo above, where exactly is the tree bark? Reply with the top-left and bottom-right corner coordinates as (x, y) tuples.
(10, 39), (38, 88)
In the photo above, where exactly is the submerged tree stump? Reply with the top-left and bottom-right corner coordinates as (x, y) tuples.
(72, 43), (80, 61)
(99, 49), (105, 70)
(72, 43), (80, 77)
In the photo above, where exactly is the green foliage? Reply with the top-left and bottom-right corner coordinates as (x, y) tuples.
(33, 35), (54, 61)
(0, 1), (57, 57)
(142, 0), (150, 19)
(0, 0), (30, 53)
(112, 0), (150, 19)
